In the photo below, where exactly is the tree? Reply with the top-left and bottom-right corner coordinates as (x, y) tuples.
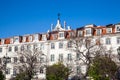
(88, 55), (117, 80)
(13, 44), (45, 80)
(46, 62), (70, 80)
(70, 37), (105, 79)
(0, 71), (5, 80)
(68, 36), (116, 80)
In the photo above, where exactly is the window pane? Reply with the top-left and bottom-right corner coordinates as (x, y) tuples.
(51, 54), (55, 61)
(15, 46), (18, 52)
(68, 54), (72, 61)
(106, 38), (111, 45)
(0, 48), (2, 53)
(8, 47), (12, 52)
(14, 57), (17, 63)
(51, 43), (55, 49)
(59, 42), (63, 48)
(117, 37), (120, 44)
(59, 54), (63, 61)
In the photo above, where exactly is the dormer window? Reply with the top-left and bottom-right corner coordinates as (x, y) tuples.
(59, 32), (64, 37)
(1, 39), (4, 44)
(69, 32), (73, 37)
(29, 36), (32, 42)
(42, 35), (47, 41)
(78, 31), (83, 37)
(115, 25), (120, 32)
(14, 38), (19, 43)
(106, 28), (112, 33)
(86, 29), (90, 35)
(96, 29), (101, 35)
(34, 35), (39, 40)
(53, 34), (57, 40)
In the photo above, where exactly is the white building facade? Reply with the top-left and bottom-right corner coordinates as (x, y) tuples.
(0, 18), (120, 80)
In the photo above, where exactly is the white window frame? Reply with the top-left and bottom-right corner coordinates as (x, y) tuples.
(67, 53), (72, 61)
(117, 37), (120, 44)
(78, 31), (83, 37)
(106, 28), (112, 33)
(51, 54), (55, 62)
(59, 42), (63, 48)
(115, 25), (120, 32)
(51, 43), (55, 49)
(0, 48), (2, 53)
(59, 54), (63, 61)
(59, 32), (64, 37)
(14, 46), (18, 52)
(106, 38), (111, 45)
(96, 29), (101, 35)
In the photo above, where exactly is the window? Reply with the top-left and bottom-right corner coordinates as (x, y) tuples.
(20, 56), (24, 63)
(51, 43), (55, 49)
(106, 28), (112, 33)
(40, 57), (44, 63)
(6, 68), (10, 74)
(117, 37), (120, 44)
(8, 47), (12, 52)
(67, 54), (72, 61)
(21, 45), (24, 51)
(34, 35), (38, 40)
(76, 66), (81, 74)
(14, 46), (18, 52)
(106, 38), (111, 45)
(0, 58), (1, 64)
(69, 32), (73, 37)
(27, 45), (31, 50)
(14, 57), (17, 63)
(40, 43), (44, 50)
(6, 58), (11, 63)
(53, 34), (58, 40)
(78, 31), (83, 37)
(86, 29), (91, 35)
(14, 38), (19, 43)
(68, 41), (72, 48)
(0, 48), (2, 53)
(42, 35), (46, 41)
(59, 33), (64, 37)
(59, 42), (63, 48)
(59, 54), (63, 61)
(51, 54), (55, 61)
(40, 67), (44, 74)
(76, 53), (80, 60)
(96, 29), (101, 35)
(13, 68), (17, 76)
(116, 25), (120, 32)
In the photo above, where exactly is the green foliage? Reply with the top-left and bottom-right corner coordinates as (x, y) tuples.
(46, 62), (70, 80)
(88, 56), (117, 80)
(0, 71), (4, 80)
(12, 71), (30, 80)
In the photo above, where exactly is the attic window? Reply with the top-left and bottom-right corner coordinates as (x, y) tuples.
(96, 29), (101, 35)
(14, 38), (19, 43)
(86, 29), (91, 35)
(53, 34), (57, 40)
(78, 31), (83, 37)
(59, 33), (64, 37)
(116, 25), (120, 32)
(106, 28), (112, 33)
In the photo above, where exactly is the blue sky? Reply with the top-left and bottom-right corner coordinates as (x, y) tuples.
(0, 0), (120, 38)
